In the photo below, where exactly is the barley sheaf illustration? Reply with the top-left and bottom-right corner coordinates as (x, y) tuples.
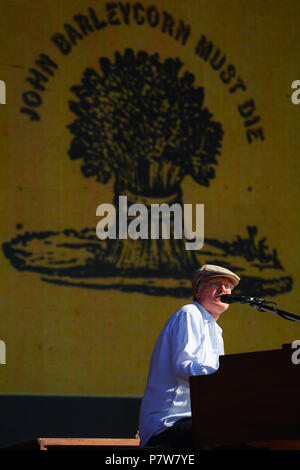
(2, 49), (293, 297)
(68, 49), (222, 274)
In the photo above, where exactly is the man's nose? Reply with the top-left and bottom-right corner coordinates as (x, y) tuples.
(219, 284), (227, 293)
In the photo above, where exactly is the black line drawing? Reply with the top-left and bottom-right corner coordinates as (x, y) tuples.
(2, 50), (292, 297)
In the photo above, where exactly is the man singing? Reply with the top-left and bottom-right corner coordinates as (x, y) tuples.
(139, 264), (240, 448)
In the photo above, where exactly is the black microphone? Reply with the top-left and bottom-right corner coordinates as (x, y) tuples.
(220, 295), (300, 322)
(220, 294), (257, 304)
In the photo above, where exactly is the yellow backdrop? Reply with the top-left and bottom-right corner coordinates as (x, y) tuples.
(0, 0), (299, 396)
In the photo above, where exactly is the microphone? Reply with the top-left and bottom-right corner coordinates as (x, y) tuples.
(220, 295), (300, 322)
(220, 294), (259, 304)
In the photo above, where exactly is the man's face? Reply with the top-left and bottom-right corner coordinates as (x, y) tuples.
(195, 276), (234, 320)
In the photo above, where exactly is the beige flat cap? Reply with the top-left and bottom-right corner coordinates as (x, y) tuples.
(191, 264), (240, 292)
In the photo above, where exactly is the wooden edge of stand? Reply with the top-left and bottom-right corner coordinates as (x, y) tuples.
(37, 438), (140, 450)
(3, 436), (300, 450)
(1, 437), (140, 450)
(246, 438), (300, 451)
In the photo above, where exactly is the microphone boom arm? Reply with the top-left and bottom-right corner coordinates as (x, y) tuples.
(220, 295), (300, 322)
(248, 298), (300, 322)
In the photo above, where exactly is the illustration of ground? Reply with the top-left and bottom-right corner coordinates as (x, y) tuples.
(2, 226), (292, 297)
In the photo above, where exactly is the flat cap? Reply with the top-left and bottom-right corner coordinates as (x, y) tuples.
(191, 264), (240, 293)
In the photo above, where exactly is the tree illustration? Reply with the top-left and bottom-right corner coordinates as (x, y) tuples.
(67, 49), (224, 275)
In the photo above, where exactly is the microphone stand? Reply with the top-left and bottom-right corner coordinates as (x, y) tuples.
(247, 298), (300, 322)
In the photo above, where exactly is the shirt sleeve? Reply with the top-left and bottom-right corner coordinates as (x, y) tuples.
(170, 309), (217, 380)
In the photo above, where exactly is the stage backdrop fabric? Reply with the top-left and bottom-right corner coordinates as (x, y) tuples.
(0, 0), (299, 396)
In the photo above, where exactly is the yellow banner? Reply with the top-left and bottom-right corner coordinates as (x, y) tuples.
(0, 0), (299, 395)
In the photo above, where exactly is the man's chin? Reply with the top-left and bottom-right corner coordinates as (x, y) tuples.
(215, 300), (229, 312)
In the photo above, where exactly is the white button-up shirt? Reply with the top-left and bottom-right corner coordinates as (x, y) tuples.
(139, 301), (224, 447)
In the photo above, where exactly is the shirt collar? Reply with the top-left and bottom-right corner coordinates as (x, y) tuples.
(193, 301), (214, 323)
(193, 301), (223, 333)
